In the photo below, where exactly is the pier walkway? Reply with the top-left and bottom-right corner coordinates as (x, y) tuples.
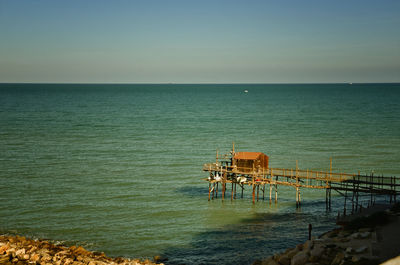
(203, 147), (400, 212)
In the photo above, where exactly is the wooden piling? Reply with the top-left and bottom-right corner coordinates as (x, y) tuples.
(212, 182), (215, 200)
(257, 184), (260, 202)
(269, 184), (272, 204)
(231, 182), (234, 201)
(299, 188), (301, 206)
(222, 182), (225, 201)
(343, 183), (348, 216)
(390, 176), (393, 203)
(394, 177), (397, 203)
(208, 182), (211, 201)
(252, 184), (255, 204)
(262, 184), (265, 200)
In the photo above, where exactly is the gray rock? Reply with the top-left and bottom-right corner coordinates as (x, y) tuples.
(331, 252), (345, 265)
(310, 245), (324, 261)
(296, 244), (304, 251)
(278, 254), (291, 265)
(303, 240), (313, 252)
(360, 231), (371, 238)
(287, 248), (299, 259)
(261, 257), (279, 265)
(355, 246), (368, 253)
(291, 251), (309, 265)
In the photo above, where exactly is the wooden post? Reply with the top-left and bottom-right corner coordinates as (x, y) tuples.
(208, 182), (211, 201)
(390, 176), (393, 203)
(212, 182), (215, 200)
(269, 184), (272, 204)
(222, 171), (227, 202)
(262, 184), (265, 201)
(325, 188), (328, 210)
(231, 182), (234, 201)
(356, 173), (360, 211)
(343, 183), (347, 216)
(352, 178), (355, 214)
(222, 181), (226, 201)
(252, 185), (255, 204)
(328, 188), (331, 210)
(234, 183), (237, 199)
(298, 187), (301, 207)
(394, 176), (397, 203)
(370, 173), (373, 206)
(257, 184), (260, 202)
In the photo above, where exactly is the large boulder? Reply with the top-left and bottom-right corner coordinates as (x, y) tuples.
(331, 252), (345, 265)
(278, 254), (291, 265)
(287, 248), (299, 259)
(260, 256), (279, 265)
(291, 251), (309, 265)
(309, 245), (325, 262)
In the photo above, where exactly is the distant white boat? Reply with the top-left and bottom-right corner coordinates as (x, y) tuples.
(244, 90), (248, 93)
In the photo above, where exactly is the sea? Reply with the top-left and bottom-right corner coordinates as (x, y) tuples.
(0, 83), (399, 265)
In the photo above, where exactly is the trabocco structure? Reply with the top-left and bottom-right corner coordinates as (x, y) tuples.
(202, 144), (399, 214)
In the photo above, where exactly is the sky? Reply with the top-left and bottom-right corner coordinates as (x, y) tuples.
(0, 0), (399, 83)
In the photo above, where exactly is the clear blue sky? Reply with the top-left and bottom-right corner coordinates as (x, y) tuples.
(0, 0), (399, 83)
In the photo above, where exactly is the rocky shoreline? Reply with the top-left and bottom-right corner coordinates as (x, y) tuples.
(0, 235), (162, 265)
(253, 203), (400, 265)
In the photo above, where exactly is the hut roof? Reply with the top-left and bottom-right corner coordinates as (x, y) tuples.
(234, 152), (266, 160)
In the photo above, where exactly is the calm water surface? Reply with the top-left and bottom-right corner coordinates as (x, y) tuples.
(1, 83), (399, 264)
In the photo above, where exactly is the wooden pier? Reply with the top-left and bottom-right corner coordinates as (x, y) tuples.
(203, 145), (400, 212)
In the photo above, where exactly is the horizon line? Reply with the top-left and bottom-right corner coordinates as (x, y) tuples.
(1, 82), (400, 85)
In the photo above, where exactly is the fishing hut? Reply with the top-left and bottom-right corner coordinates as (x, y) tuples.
(203, 144), (400, 213)
(233, 152), (269, 173)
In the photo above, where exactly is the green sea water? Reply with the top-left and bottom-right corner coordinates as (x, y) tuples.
(0, 83), (399, 264)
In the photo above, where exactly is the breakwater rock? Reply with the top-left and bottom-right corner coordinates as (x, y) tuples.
(254, 228), (379, 265)
(0, 235), (161, 265)
(254, 204), (400, 265)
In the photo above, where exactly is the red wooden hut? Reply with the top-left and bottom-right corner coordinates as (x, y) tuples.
(232, 152), (269, 173)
